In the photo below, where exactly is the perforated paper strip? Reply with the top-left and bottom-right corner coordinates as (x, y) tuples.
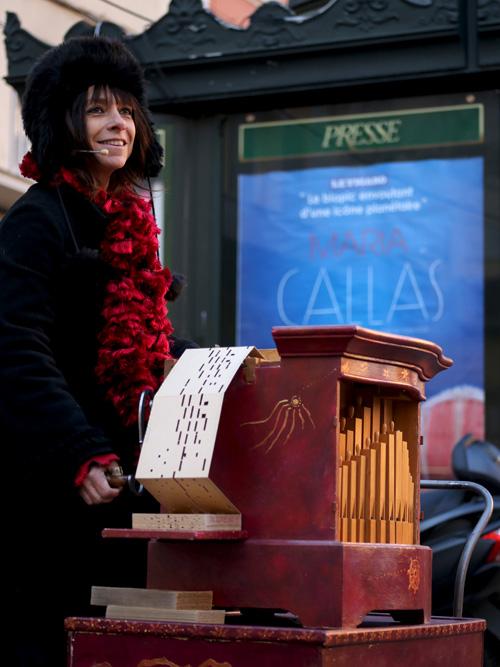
(136, 346), (254, 511)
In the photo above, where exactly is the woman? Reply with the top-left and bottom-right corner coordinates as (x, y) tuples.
(0, 37), (173, 666)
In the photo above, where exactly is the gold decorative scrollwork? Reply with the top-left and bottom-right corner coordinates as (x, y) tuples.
(241, 394), (315, 453)
(407, 558), (420, 594)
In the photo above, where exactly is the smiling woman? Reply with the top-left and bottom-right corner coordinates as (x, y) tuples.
(83, 87), (136, 189)
(0, 37), (175, 667)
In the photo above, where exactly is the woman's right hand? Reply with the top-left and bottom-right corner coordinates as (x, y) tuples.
(79, 464), (121, 505)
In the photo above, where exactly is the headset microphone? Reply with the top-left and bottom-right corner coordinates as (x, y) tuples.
(73, 148), (110, 155)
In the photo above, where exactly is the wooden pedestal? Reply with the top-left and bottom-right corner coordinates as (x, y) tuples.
(146, 540), (432, 628)
(66, 616), (485, 667)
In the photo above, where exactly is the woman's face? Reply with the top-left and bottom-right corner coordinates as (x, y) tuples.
(84, 86), (136, 189)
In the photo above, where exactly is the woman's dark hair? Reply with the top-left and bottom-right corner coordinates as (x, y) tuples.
(65, 84), (157, 194)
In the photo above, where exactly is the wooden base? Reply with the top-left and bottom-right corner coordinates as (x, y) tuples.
(146, 540), (431, 628)
(66, 616), (485, 667)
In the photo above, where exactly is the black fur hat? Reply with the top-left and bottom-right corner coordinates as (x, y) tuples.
(22, 36), (163, 179)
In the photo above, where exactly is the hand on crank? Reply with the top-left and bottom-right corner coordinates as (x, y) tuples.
(79, 462), (122, 505)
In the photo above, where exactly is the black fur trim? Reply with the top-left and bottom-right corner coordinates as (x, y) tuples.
(22, 36), (163, 179)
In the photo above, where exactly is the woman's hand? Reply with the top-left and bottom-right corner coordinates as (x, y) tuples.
(79, 463), (121, 505)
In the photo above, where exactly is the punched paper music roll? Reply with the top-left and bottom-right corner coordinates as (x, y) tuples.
(136, 346), (261, 512)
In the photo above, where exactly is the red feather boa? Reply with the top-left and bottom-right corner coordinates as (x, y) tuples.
(20, 152), (173, 427)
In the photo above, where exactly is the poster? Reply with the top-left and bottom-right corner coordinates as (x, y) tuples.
(237, 158), (484, 474)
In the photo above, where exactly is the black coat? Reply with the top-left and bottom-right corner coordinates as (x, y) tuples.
(1, 182), (154, 666)
(0, 182), (139, 487)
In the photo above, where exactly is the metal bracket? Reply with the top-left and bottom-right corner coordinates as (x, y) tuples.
(420, 479), (494, 617)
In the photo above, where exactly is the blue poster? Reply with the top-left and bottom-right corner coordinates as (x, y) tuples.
(237, 158), (484, 398)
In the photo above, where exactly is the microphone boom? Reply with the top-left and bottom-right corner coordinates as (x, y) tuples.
(74, 149), (109, 155)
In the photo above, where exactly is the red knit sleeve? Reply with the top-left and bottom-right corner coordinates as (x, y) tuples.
(74, 453), (119, 487)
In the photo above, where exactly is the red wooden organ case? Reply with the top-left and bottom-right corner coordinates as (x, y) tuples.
(66, 326), (486, 666)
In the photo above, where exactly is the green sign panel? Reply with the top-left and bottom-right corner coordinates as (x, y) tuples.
(239, 105), (484, 161)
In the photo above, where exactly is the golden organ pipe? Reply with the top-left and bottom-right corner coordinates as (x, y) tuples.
(338, 394), (415, 545)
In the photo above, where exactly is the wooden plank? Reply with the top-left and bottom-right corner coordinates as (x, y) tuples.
(132, 513), (242, 532)
(91, 587), (213, 610)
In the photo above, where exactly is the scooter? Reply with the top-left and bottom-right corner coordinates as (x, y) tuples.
(420, 435), (500, 667)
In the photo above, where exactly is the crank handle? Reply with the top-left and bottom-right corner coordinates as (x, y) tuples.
(105, 465), (143, 496)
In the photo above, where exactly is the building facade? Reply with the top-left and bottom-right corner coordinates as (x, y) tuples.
(0, 0), (279, 212)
